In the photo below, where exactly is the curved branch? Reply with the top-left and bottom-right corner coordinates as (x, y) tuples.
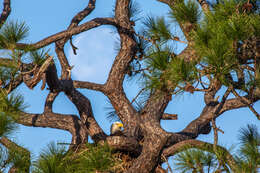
(23, 54), (54, 89)
(16, 18), (116, 50)
(65, 88), (107, 142)
(104, 0), (139, 136)
(69, 0), (96, 28)
(44, 92), (59, 113)
(162, 139), (237, 172)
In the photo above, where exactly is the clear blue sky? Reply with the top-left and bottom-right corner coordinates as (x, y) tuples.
(5, 0), (260, 165)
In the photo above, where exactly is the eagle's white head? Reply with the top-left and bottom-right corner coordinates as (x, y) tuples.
(110, 122), (123, 135)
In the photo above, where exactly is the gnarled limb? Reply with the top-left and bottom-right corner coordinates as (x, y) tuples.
(65, 88), (107, 142)
(104, 0), (139, 137)
(17, 112), (88, 145)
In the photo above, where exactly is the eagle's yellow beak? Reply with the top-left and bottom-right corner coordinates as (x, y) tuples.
(117, 122), (123, 128)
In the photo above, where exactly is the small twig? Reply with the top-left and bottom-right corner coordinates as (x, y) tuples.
(172, 36), (188, 44)
(70, 37), (78, 55)
(131, 88), (145, 104)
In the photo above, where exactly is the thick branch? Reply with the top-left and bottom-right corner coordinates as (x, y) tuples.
(143, 90), (172, 121)
(69, 0), (96, 28)
(73, 80), (104, 92)
(104, 0), (139, 136)
(102, 136), (141, 156)
(17, 112), (88, 145)
(65, 88), (107, 142)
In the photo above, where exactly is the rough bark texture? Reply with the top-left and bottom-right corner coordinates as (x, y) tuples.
(0, 0), (259, 172)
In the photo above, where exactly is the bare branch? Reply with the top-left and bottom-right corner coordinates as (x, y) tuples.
(56, 0), (97, 78)
(0, 0), (11, 27)
(16, 18), (116, 50)
(231, 87), (260, 120)
(73, 80), (104, 92)
(161, 113), (178, 120)
(220, 91), (260, 115)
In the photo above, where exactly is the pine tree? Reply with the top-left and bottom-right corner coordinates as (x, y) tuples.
(0, 0), (258, 172)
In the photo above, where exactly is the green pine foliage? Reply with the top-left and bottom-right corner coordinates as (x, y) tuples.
(33, 142), (118, 173)
(0, 113), (16, 137)
(32, 142), (68, 173)
(68, 143), (116, 173)
(0, 21), (29, 49)
(139, 0), (259, 94)
(0, 91), (26, 137)
(174, 149), (217, 172)
(7, 145), (31, 173)
(0, 91), (27, 120)
(169, 0), (201, 24)
(172, 124), (260, 172)
(29, 49), (49, 65)
(192, 0), (259, 85)
(235, 124), (260, 172)
(142, 16), (172, 43)
(144, 46), (197, 91)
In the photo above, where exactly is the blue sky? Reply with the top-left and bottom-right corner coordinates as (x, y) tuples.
(5, 0), (260, 164)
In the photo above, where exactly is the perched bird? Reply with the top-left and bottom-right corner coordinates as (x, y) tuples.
(110, 122), (124, 136)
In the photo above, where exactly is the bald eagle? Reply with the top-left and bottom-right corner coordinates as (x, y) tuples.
(110, 122), (123, 136)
